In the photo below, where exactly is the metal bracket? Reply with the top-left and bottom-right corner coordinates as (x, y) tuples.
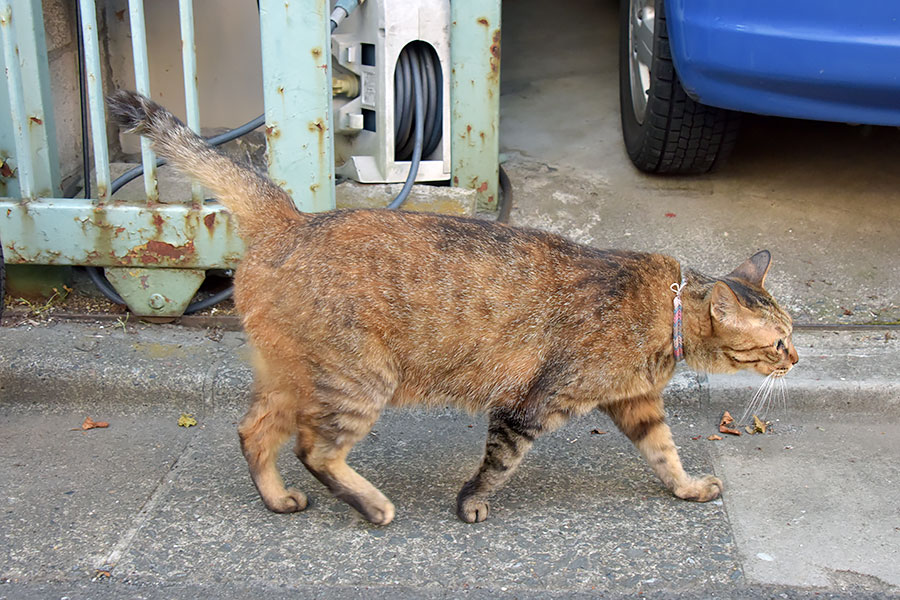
(104, 267), (206, 318)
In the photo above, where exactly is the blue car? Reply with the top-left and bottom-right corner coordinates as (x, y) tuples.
(619, 0), (900, 173)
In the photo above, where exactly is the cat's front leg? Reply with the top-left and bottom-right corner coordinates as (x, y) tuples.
(604, 393), (722, 502)
(456, 409), (542, 523)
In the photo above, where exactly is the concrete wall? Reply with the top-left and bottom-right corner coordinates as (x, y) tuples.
(42, 0), (81, 192)
(104, 0), (264, 154)
(39, 0), (265, 183)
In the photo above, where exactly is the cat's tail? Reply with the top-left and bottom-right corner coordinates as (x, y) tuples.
(106, 90), (304, 242)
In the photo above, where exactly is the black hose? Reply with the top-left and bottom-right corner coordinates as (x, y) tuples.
(387, 47), (425, 210)
(394, 42), (441, 161)
(394, 51), (414, 157)
(496, 164), (513, 224)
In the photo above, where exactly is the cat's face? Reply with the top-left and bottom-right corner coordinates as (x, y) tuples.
(711, 289), (798, 377)
(705, 251), (799, 377)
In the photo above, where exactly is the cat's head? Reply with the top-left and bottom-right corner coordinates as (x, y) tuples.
(700, 251), (799, 377)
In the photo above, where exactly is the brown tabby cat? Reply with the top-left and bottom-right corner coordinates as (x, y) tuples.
(108, 91), (798, 526)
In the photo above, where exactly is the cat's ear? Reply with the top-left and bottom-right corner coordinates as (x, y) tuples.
(727, 250), (771, 288)
(710, 281), (752, 328)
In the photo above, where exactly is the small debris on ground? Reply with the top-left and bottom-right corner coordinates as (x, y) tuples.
(719, 411), (742, 436)
(178, 413), (198, 427)
(744, 415), (770, 434)
(708, 434), (723, 441)
(74, 417), (109, 431)
(752, 415), (768, 434)
(590, 429), (607, 435)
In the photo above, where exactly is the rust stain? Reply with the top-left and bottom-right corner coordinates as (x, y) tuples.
(151, 213), (164, 236)
(125, 240), (196, 265)
(477, 17), (489, 27)
(309, 119), (327, 159)
(29, 116), (43, 126)
(266, 125), (280, 139)
(115, 8), (126, 21)
(489, 29), (501, 79)
(203, 213), (216, 233)
(115, 226), (125, 236)
(453, 176), (459, 185)
(487, 195), (495, 204)
(478, 181), (488, 193)
(0, 160), (13, 178)
(139, 274), (150, 290)
(479, 131), (485, 141)
(309, 183), (320, 193)
(311, 47), (322, 59)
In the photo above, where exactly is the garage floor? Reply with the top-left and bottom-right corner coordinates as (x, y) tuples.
(500, 0), (900, 326)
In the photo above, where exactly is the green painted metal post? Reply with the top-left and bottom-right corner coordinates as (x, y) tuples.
(0, 0), (61, 199)
(450, 0), (501, 212)
(258, 0), (335, 213)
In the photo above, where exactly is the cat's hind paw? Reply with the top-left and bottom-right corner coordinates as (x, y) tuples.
(675, 475), (723, 502)
(264, 487), (309, 513)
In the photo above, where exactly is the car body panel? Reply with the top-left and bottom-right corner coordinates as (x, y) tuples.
(665, 0), (900, 125)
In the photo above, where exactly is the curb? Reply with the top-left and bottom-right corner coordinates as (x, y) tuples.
(1, 321), (897, 413)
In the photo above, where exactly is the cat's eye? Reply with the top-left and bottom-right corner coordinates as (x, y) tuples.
(775, 339), (786, 352)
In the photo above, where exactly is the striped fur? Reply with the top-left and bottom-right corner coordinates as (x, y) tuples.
(107, 91), (797, 525)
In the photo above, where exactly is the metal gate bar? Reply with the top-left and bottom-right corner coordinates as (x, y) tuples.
(77, 0), (110, 201)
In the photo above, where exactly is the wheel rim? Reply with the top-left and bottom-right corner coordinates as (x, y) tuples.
(628, 0), (655, 125)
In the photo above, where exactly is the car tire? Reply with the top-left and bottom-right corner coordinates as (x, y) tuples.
(619, 0), (740, 174)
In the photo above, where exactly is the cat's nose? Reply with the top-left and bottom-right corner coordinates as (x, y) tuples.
(788, 344), (799, 365)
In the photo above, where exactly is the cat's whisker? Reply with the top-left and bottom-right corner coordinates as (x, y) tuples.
(778, 374), (788, 413)
(742, 372), (778, 424)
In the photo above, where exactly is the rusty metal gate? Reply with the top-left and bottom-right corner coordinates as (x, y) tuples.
(0, 0), (500, 317)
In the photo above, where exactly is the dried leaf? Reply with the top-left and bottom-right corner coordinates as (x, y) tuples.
(691, 436), (702, 440)
(708, 434), (723, 441)
(80, 417), (109, 430)
(745, 426), (754, 435)
(719, 411), (742, 436)
(178, 413), (198, 428)
(752, 415), (767, 434)
(590, 429), (607, 435)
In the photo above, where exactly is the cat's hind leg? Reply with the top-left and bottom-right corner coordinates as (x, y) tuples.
(294, 374), (395, 525)
(605, 393), (722, 501)
(238, 384), (308, 513)
(456, 409), (543, 523)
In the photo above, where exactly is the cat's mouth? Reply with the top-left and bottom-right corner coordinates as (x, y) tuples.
(772, 367), (790, 378)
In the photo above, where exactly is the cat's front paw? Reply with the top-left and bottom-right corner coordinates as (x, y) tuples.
(457, 496), (490, 523)
(675, 475), (723, 502)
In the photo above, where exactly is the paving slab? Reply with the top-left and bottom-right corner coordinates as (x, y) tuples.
(0, 407), (193, 583)
(712, 411), (900, 591)
(111, 409), (737, 595)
